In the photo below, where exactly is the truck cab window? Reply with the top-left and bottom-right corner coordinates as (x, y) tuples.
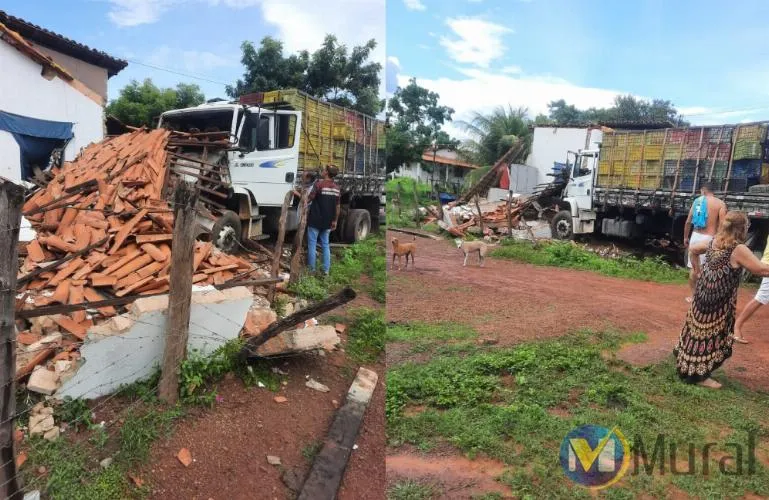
(275, 114), (296, 149)
(239, 114), (271, 152)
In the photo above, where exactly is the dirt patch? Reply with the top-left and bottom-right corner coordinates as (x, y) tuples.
(145, 356), (385, 499)
(386, 451), (513, 499)
(385, 231), (769, 391)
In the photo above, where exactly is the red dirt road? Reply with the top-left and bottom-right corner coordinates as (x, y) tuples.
(386, 231), (769, 391)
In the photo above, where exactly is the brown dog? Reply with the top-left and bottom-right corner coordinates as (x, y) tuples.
(391, 236), (416, 270)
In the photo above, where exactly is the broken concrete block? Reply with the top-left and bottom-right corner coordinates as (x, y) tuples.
(28, 414), (55, 435)
(42, 427), (60, 442)
(191, 288), (227, 305)
(26, 332), (62, 353)
(306, 379), (330, 392)
(267, 455), (282, 466)
(221, 286), (253, 301)
(109, 315), (133, 333)
(130, 295), (169, 316)
(255, 325), (340, 357)
(243, 307), (277, 336)
(283, 302), (295, 317)
(100, 457), (113, 469)
(54, 360), (72, 374)
(29, 316), (57, 336)
(27, 368), (59, 396)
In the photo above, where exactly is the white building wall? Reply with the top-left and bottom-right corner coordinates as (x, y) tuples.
(525, 127), (588, 184)
(0, 40), (104, 182)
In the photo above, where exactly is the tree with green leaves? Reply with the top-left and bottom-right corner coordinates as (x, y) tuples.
(107, 79), (205, 127)
(385, 78), (457, 173)
(544, 95), (688, 126)
(456, 105), (533, 166)
(227, 35), (383, 116)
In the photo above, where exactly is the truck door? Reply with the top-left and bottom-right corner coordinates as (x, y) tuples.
(229, 109), (301, 207)
(566, 152), (595, 211)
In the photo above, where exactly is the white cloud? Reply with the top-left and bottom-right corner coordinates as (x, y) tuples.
(501, 65), (522, 74)
(398, 69), (623, 138)
(107, 0), (178, 27)
(439, 17), (512, 68)
(403, 0), (426, 11)
(146, 45), (238, 74)
(387, 56), (401, 68)
(106, 0), (385, 97)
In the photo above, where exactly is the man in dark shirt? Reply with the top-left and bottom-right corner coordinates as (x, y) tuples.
(306, 165), (340, 275)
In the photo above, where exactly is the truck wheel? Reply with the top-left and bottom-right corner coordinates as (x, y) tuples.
(551, 210), (574, 240)
(212, 211), (242, 254)
(344, 209), (371, 243)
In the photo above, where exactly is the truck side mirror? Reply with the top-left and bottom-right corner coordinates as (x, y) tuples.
(285, 173), (295, 183)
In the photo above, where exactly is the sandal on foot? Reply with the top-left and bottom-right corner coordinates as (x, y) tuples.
(734, 336), (749, 344)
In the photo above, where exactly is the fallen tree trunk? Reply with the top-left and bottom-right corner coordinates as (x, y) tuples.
(241, 287), (356, 357)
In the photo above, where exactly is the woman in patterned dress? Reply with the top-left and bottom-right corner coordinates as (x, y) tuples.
(674, 211), (769, 389)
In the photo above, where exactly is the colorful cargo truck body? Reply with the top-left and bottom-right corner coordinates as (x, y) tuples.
(550, 123), (769, 264)
(158, 89), (386, 251)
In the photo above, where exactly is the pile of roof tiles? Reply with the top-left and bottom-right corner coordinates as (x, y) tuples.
(16, 128), (259, 342)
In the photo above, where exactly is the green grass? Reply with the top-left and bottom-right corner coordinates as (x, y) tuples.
(289, 236), (386, 303)
(490, 239), (688, 284)
(387, 480), (437, 500)
(387, 322), (477, 353)
(346, 308), (386, 363)
(387, 325), (769, 499)
(23, 405), (182, 499)
(385, 178), (434, 228)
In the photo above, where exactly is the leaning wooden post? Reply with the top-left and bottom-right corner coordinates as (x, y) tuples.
(412, 182), (421, 228)
(0, 181), (25, 500)
(506, 192), (514, 238)
(158, 181), (198, 404)
(269, 191), (293, 302)
(289, 188), (310, 284)
(474, 195), (485, 234)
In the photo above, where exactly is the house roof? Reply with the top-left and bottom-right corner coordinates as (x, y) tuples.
(0, 22), (104, 106)
(421, 152), (479, 169)
(0, 10), (127, 77)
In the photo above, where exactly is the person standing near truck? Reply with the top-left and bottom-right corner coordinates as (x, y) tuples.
(307, 165), (341, 275)
(684, 182), (727, 302)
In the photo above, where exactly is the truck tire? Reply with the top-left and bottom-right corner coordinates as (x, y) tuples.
(344, 209), (371, 243)
(211, 210), (242, 254)
(551, 210), (574, 240)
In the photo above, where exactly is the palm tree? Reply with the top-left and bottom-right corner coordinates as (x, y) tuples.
(456, 105), (533, 167)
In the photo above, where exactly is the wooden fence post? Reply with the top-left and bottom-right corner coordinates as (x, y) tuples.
(269, 191), (293, 303)
(506, 192), (514, 238)
(158, 181), (198, 404)
(412, 183), (421, 228)
(0, 181), (25, 500)
(289, 188), (310, 284)
(474, 195), (484, 234)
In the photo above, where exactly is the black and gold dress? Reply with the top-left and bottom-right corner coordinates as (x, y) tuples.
(674, 241), (739, 383)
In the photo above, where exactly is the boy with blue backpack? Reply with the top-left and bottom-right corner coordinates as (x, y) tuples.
(683, 181), (727, 302)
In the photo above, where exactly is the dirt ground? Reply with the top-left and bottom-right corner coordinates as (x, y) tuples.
(386, 231), (769, 389)
(145, 294), (385, 500)
(385, 230), (769, 496)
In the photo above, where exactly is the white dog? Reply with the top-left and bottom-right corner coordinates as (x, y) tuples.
(455, 238), (496, 267)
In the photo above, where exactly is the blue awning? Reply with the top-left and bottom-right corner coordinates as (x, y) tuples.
(0, 111), (73, 180)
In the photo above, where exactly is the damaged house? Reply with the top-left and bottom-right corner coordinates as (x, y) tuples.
(0, 9), (126, 186)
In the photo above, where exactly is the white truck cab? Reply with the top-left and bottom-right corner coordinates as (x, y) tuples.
(552, 149), (599, 239)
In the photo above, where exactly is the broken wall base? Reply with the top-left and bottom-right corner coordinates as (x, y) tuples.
(56, 286), (253, 400)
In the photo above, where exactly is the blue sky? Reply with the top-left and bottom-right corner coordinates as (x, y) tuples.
(3, 0), (384, 101)
(387, 0), (769, 136)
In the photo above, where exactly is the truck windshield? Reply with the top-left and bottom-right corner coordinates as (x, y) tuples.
(159, 109), (235, 136)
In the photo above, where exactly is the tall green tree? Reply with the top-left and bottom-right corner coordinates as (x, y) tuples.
(456, 105), (533, 166)
(545, 95), (688, 126)
(107, 79), (205, 127)
(227, 34), (383, 116)
(385, 78), (457, 173)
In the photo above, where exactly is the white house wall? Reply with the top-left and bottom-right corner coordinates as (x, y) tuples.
(0, 40), (104, 182)
(526, 127), (588, 184)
